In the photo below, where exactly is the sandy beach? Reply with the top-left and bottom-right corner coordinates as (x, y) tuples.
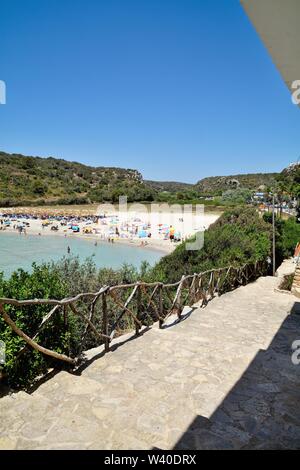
(0, 206), (221, 255)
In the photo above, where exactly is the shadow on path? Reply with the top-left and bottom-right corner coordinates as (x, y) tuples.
(173, 302), (300, 450)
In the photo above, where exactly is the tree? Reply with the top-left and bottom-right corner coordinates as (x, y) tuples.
(32, 180), (48, 196)
(221, 189), (252, 205)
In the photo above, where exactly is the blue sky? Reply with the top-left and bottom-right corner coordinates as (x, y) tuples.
(1, 0), (299, 183)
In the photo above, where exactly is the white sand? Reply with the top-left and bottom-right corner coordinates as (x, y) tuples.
(0, 207), (221, 255)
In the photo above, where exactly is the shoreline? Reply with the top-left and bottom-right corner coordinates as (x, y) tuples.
(0, 208), (222, 256)
(0, 228), (174, 255)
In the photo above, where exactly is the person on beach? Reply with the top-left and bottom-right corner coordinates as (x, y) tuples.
(67, 246), (71, 254)
(169, 225), (175, 242)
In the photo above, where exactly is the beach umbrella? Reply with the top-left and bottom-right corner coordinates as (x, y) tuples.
(138, 230), (147, 238)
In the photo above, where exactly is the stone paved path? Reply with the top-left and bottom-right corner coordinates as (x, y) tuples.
(1, 266), (300, 449)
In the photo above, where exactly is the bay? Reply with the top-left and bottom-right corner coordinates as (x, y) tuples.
(0, 232), (163, 278)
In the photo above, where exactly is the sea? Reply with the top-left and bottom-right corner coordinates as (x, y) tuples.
(0, 232), (163, 278)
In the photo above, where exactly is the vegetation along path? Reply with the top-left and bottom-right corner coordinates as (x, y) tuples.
(1, 261), (300, 449)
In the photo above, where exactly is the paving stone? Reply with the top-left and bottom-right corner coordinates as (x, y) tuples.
(1, 265), (300, 449)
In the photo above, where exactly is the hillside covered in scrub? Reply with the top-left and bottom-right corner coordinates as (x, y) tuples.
(0, 150), (297, 207)
(196, 172), (278, 195)
(0, 151), (154, 206)
(144, 180), (194, 192)
(151, 207), (300, 283)
(278, 162), (300, 196)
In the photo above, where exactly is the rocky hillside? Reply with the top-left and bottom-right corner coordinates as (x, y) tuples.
(278, 162), (300, 199)
(0, 151), (154, 206)
(196, 172), (278, 194)
(281, 162), (300, 183)
(0, 150), (296, 207)
(145, 180), (194, 192)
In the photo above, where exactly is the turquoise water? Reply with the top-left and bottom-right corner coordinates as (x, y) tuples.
(0, 233), (163, 278)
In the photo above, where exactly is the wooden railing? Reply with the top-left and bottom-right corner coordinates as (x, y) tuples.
(0, 260), (268, 367)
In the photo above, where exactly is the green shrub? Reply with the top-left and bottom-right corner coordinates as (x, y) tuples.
(0, 264), (69, 388)
(0, 257), (144, 389)
(152, 207), (272, 283)
(263, 213), (300, 263)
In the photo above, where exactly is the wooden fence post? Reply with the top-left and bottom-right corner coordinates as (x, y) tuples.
(136, 284), (141, 336)
(191, 274), (197, 304)
(102, 293), (110, 352)
(63, 304), (68, 328)
(63, 304), (70, 356)
(175, 275), (185, 319)
(159, 284), (164, 328)
(209, 271), (215, 298)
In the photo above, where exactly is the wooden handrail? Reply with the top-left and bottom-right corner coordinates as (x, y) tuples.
(0, 260), (268, 369)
